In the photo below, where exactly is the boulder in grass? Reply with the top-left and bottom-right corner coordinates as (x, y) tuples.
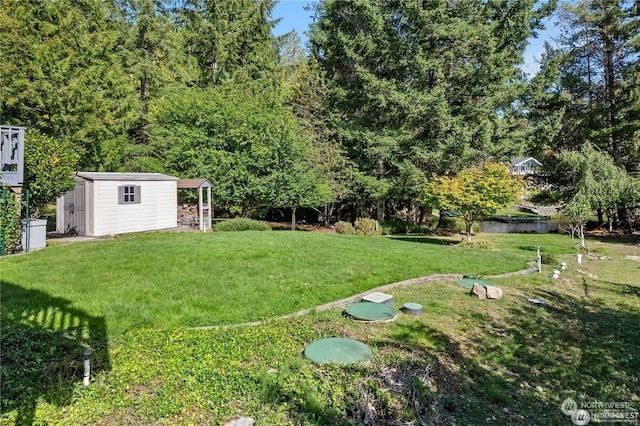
(470, 283), (487, 299)
(485, 286), (503, 299)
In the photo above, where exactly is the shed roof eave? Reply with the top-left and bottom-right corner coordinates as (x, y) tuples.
(177, 178), (213, 189)
(77, 172), (179, 182)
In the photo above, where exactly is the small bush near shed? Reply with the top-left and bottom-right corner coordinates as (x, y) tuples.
(355, 218), (382, 236)
(215, 218), (271, 232)
(541, 253), (558, 265)
(334, 221), (356, 235)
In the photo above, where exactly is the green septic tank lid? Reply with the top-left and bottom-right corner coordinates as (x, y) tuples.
(456, 278), (496, 289)
(304, 337), (372, 365)
(344, 302), (398, 322)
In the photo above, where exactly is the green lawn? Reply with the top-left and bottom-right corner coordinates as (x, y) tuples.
(1, 231), (638, 425)
(1, 231), (572, 334)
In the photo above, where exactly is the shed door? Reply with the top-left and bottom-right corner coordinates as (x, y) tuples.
(63, 183), (86, 235)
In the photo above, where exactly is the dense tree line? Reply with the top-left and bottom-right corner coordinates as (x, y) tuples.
(1, 0), (638, 229)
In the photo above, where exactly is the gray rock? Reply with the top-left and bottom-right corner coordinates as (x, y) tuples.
(470, 283), (487, 299)
(485, 286), (503, 299)
(225, 417), (255, 426)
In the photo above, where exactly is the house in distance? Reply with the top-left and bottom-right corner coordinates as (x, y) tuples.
(509, 157), (542, 176)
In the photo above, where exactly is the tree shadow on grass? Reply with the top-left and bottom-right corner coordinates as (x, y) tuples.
(595, 279), (640, 297)
(388, 236), (458, 246)
(483, 288), (640, 413)
(0, 280), (111, 425)
(372, 286), (640, 425)
(373, 322), (556, 424)
(587, 233), (640, 246)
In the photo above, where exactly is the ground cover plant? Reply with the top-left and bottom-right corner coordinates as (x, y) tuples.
(1, 231), (638, 424)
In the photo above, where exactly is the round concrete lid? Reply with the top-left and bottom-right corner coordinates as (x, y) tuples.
(344, 302), (398, 322)
(456, 278), (495, 289)
(304, 337), (372, 365)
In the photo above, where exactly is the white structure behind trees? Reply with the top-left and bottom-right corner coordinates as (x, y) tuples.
(509, 157), (542, 175)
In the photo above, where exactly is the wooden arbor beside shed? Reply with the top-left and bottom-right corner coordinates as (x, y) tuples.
(177, 179), (213, 231)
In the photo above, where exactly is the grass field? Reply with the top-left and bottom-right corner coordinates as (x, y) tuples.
(1, 230), (638, 425)
(1, 231), (573, 333)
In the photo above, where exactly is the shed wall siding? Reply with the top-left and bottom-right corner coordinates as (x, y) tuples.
(91, 180), (177, 236)
(86, 181), (95, 236)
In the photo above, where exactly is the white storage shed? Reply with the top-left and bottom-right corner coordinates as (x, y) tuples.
(57, 172), (178, 237)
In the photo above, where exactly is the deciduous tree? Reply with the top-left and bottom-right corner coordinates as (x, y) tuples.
(149, 81), (321, 216)
(423, 163), (521, 240)
(23, 131), (79, 218)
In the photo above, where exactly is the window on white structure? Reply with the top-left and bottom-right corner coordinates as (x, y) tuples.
(118, 185), (141, 204)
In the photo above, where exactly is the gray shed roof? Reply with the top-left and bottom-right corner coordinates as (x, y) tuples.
(77, 172), (179, 181)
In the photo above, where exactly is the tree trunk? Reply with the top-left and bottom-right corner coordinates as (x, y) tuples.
(408, 198), (418, 224)
(377, 158), (385, 222)
(377, 199), (385, 222)
(420, 205), (432, 227)
(603, 32), (618, 161)
(578, 223), (588, 252)
(465, 219), (473, 241)
(324, 203), (335, 228)
(291, 206), (297, 231)
(437, 213), (447, 230)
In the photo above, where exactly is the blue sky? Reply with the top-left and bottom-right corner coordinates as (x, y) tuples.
(272, 0), (561, 76)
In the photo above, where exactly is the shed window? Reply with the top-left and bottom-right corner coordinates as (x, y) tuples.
(118, 185), (141, 204)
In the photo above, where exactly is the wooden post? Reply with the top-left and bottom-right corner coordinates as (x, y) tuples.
(206, 186), (212, 230)
(198, 187), (204, 232)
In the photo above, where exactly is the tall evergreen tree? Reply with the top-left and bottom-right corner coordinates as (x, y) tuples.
(119, 0), (198, 170)
(309, 0), (556, 220)
(279, 32), (356, 226)
(0, 0), (135, 170)
(182, 0), (279, 87)
(551, 0), (639, 174)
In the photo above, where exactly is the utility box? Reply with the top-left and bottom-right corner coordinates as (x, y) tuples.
(21, 219), (47, 251)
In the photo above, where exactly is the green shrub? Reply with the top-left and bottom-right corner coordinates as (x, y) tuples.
(409, 223), (433, 235)
(24, 131), (79, 218)
(0, 188), (21, 254)
(380, 218), (408, 235)
(438, 216), (467, 232)
(541, 253), (558, 265)
(334, 221), (356, 235)
(215, 218), (271, 232)
(457, 240), (496, 250)
(437, 217), (481, 234)
(380, 218), (432, 235)
(355, 217), (382, 236)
